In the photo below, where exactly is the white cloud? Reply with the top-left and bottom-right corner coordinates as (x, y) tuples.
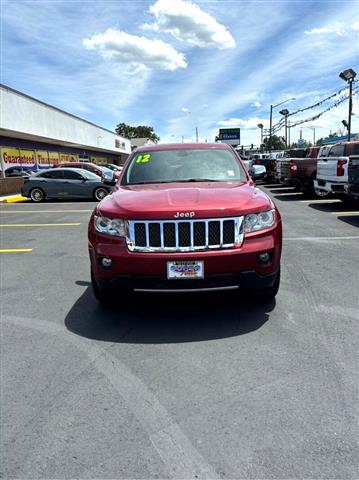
(202, 104), (209, 108)
(83, 28), (187, 71)
(181, 107), (190, 113)
(251, 101), (261, 108)
(305, 20), (359, 36)
(142, 0), (235, 49)
(218, 117), (268, 130)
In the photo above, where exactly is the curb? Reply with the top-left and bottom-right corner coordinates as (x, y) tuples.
(1, 195), (29, 204)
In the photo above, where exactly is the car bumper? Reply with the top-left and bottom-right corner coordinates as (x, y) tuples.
(314, 180), (346, 193)
(89, 225), (282, 292)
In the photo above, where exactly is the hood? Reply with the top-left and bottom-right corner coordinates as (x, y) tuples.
(98, 182), (273, 220)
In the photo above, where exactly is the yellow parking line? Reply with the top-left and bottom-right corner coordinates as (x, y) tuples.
(0, 248), (33, 253)
(330, 211), (359, 215)
(0, 210), (92, 214)
(0, 223), (81, 227)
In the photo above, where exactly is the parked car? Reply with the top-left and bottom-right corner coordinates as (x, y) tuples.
(275, 146), (327, 197)
(102, 163), (123, 172)
(314, 141), (359, 199)
(347, 155), (359, 201)
(88, 143), (282, 305)
(251, 153), (278, 182)
(249, 164), (266, 180)
(21, 168), (112, 202)
(53, 162), (120, 182)
(5, 166), (36, 177)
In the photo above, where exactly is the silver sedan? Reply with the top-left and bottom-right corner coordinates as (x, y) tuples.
(21, 168), (113, 202)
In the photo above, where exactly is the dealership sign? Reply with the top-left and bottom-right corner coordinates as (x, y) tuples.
(218, 128), (240, 145)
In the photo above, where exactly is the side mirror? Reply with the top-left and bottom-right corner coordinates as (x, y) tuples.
(82, 178), (87, 182)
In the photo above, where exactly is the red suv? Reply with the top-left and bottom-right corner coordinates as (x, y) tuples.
(88, 144), (282, 305)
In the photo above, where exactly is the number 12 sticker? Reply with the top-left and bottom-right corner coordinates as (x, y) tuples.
(136, 154), (151, 163)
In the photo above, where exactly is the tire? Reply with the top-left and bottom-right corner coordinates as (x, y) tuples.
(91, 270), (114, 307)
(29, 187), (45, 202)
(304, 179), (331, 199)
(258, 269), (280, 301)
(93, 187), (108, 201)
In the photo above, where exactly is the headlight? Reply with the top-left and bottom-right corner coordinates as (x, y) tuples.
(243, 210), (275, 233)
(94, 215), (127, 237)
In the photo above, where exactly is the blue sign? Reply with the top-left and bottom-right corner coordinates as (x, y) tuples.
(219, 133), (240, 140)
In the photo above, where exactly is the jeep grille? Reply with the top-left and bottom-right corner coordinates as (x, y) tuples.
(127, 217), (244, 252)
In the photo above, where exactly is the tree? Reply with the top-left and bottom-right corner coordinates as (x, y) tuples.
(262, 135), (285, 151)
(115, 123), (160, 143)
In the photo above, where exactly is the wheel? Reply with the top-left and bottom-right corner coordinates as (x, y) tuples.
(91, 270), (114, 307)
(258, 269), (280, 301)
(93, 187), (108, 201)
(304, 179), (331, 199)
(312, 186), (331, 198)
(29, 187), (45, 202)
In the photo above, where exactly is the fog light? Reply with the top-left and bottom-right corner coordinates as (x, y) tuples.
(101, 257), (112, 268)
(258, 252), (271, 264)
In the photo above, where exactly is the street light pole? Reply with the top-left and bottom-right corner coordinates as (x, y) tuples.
(279, 109), (289, 148)
(348, 79), (353, 142)
(269, 97), (295, 151)
(339, 68), (357, 142)
(269, 105), (273, 151)
(257, 123), (264, 145)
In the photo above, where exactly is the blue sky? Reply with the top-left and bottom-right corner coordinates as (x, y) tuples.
(2, 0), (359, 146)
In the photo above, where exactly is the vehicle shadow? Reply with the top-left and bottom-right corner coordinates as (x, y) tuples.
(65, 286), (275, 344)
(336, 215), (359, 228)
(307, 202), (357, 213)
(271, 193), (304, 201)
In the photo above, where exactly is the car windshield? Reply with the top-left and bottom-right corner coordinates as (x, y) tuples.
(123, 148), (247, 185)
(75, 169), (99, 180)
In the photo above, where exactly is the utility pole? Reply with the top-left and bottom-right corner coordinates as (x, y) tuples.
(181, 135), (184, 143)
(195, 127), (198, 143)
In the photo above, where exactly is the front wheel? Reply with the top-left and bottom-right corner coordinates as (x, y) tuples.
(91, 270), (114, 307)
(29, 187), (45, 202)
(93, 187), (108, 201)
(260, 269), (280, 300)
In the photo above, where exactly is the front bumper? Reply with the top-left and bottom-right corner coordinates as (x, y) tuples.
(94, 270), (278, 293)
(89, 224), (282, 292)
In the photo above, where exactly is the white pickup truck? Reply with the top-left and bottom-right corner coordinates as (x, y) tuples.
(314, 141), (359, 198)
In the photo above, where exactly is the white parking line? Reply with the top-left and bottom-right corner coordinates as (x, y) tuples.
(285, 236), (359, 241)
(272, 192), (303, 196)
(330, 211), (359, 215)
(299, 199), (341, 204)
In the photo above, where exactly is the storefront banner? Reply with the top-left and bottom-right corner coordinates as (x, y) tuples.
(48, 152), (60, 165)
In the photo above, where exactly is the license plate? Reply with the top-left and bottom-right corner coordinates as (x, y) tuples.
(167, 261), (204, 279)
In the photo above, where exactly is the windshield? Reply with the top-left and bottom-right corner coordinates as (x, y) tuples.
(80, 169), (100, 180)
(123, 148), (247, 185)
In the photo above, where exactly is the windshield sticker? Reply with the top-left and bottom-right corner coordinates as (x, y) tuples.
(227, 170), (235, 176)
(136, 154), (151, 163)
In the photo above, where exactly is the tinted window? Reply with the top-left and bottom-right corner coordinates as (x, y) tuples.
(350, 144), (359, 155)
(63, 170), (83, 180)
(329, 145), (345, 157)
(123, 148), (247, 185)
(38, 170), (64, 179)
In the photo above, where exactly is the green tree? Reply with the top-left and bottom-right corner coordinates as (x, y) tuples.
(262, 135), (285, 150)
(115, 123), (160, 142)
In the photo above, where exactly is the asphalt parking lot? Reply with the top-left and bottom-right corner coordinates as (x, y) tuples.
(1, 186), (358, 479)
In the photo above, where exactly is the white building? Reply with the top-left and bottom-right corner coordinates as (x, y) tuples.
(0, 84), (131, 173)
